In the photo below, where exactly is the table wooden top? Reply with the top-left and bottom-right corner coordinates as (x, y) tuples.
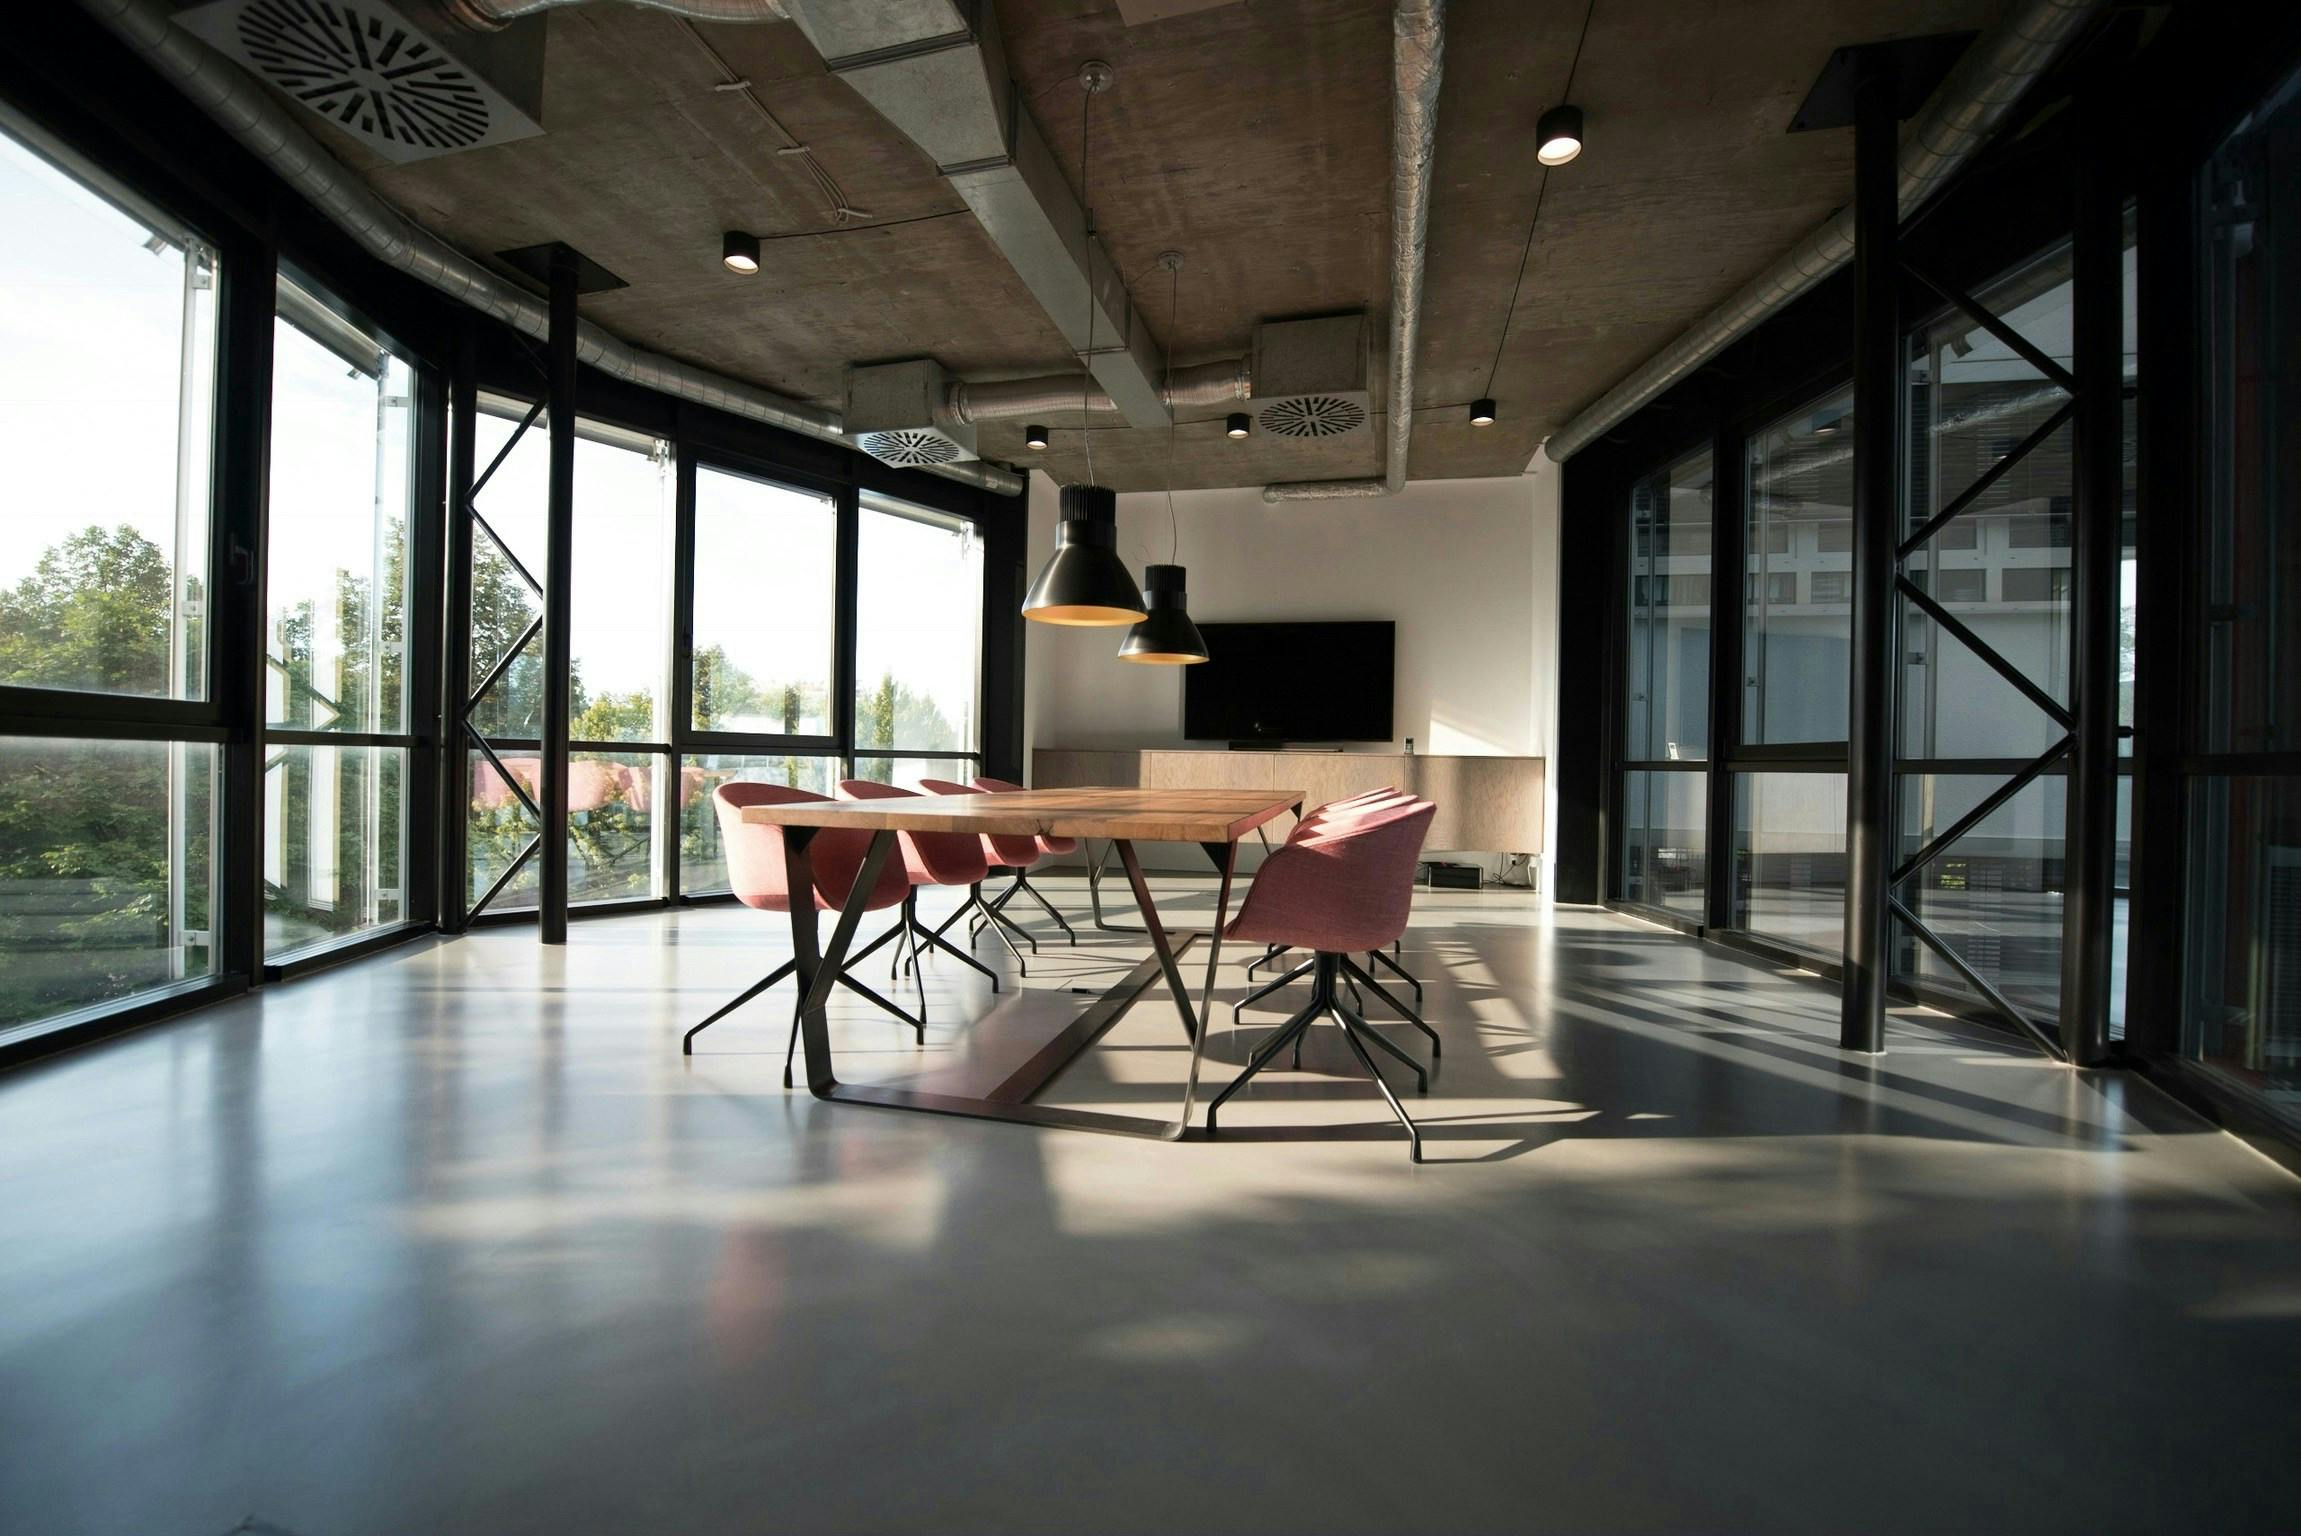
(738, 786), (1305, 844)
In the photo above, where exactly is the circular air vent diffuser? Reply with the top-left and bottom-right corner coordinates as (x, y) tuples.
(234, 0), (494, 154)
(863, 429), (965, 467)
(1258, 395), (1370, 438)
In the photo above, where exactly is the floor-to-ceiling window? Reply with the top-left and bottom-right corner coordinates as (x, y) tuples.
(263, 271), (416, 961)
(0, 113), (221, 1039)
(1619, 448), (1712, 918)
(1733, 387), (1855, 955)
(850, 491), (985, 792)
(2185, 61), (2301, 1133)
(460, 400), (672, 913)
(682, 463), (845, 896)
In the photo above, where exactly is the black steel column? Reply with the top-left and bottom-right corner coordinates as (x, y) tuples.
(440, 335), (477, 932)
(214, 238), (276, 988)
(539, 246), (578, 943)
(1705, 407), (1745, 932)
(1840, 58), (1900, 1053)
(2059, 82), (2123, 1064)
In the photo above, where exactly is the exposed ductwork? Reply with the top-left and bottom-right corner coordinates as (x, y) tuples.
(441, 0), (785, 25)
(945, 358), (1251, 425)
(1539, 0), (2100, 465)
(1262, 0), (1445, 503)
(73, 0), (1025, 495)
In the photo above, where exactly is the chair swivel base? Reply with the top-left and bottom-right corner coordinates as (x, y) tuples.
(1207, 952), (1425, 1162)
(682, 914), (930, 1088)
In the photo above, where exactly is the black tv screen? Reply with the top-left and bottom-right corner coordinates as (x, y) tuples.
(1183, 622), (1395, 744)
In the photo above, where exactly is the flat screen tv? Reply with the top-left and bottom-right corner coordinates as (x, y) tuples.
(1183, 621), (1394, 744)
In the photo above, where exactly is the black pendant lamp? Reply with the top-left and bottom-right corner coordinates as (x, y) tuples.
(1118, 563), (1208, 664)
(1022, 484), (1145, 625)
(1117, 251), (1208, 665)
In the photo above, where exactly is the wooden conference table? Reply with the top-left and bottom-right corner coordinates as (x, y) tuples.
(739, 786), (1304, 1138)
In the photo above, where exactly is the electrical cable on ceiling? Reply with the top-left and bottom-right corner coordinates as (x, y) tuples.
(1164, 259), (1180, 564)
(681, 20), (862, 225)
(1078, 83), (1097, 488)
(1482, 0), (1599, 402)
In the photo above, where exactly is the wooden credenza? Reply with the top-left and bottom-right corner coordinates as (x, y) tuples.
(1031, 748), (1543, 856)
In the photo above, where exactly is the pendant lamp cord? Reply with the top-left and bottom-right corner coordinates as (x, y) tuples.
(1079, 86), (1097, 488)
(1484, 0), (1598, 400)
(1164, 261), (1180, 563)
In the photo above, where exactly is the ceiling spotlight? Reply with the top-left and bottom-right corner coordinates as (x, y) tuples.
(1536, 104), (1584, 167)
(1813, 414), (1842, 437)
(721, 230), (760, 275)
(1226, 413), (1251, 439)
(1470, 398), (1497, 427)
(1025, 423), (1050, 450)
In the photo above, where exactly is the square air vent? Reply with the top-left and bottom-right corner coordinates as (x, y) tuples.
(174, 0), (545, 163)
(1251, 314), (1371, 438)
(846, 360), (978, 468)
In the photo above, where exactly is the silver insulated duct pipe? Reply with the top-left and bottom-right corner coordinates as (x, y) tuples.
(1263, 0), (1444, 503)
(1540, 0), (2099, 465)
(440, 0), (786, 27)
(72, 0), (1025, 496)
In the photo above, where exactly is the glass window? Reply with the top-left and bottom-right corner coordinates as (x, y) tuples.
(1735, 772), (1846, 958)
(0, 119), (216, 702)
(263, 745), (405, 959)
(1624, 449), (1713, 761)
(1744, 389), (1850, 745)
(262, 275), (415, 960)
(691, 467), (837, 736)
(847, 754), (977, 796)
(854, 494), (982, 756)
(2183, 778), (2301, 1132)
(1811, 572), (1851, 603)
(467, 400), (548, 742)
(0, 737), (215, 1037)
(463, 750), (663, 910)
(1900, 771), (2067, 1017)
(572, 428), (670, 745)
(1623, 769), (1705, 917)
(267, 275), (413, 734)
(680, 753), (842, 896)
(2200, 64), (2300, 757)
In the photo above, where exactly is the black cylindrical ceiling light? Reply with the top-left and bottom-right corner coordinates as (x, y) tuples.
(1470, 398), (1497, 426)
(1025, 423), (1050, 450)
(721, 230), (760, 274)
(1117, 564), (1208, 664)
(1536, 104), (1584, 167)
(1021, 484), (1146, 626)
(1226, 412), (1251, 439)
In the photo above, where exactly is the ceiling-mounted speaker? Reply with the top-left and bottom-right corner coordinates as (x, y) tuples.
(846, 359), (979, 468)
(1250, 314), (1372, 438)
(173, 0), (545, 163)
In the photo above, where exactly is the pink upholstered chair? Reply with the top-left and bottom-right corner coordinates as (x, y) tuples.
(1240, 788), (1429, 1023)
(836, 779), (1005, 987)
(686, 782), (925, 1087)
(1207, 796), (1439, 1161)
(919, 778), (1047, 964)
(968, 775), (1079, 945)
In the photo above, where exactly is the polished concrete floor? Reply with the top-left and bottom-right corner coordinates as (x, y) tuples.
(2, 882), (2297, 1536)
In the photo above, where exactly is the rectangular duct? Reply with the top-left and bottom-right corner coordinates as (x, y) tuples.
(1251, 315), (1372, 439)
(846, 359), (979, 467)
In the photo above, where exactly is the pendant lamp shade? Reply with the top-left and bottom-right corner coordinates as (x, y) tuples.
(1022, 485), (1146, 626)
(1117, 563), (1208, 664)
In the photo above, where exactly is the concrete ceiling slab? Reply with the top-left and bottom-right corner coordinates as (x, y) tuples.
(289, 0), (2004, 491)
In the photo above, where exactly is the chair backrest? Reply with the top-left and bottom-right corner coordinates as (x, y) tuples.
(1231, 796), (1436, 954)
(837, 779), (990, 886)
(969, 775), (1079, 855)
(921, 778), (1041, 868)
(713, 781), (910, 914)
(1290, 786), (1412, 842)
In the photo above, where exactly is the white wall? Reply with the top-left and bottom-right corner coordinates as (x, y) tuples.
(1022, 459), (1563, 885)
